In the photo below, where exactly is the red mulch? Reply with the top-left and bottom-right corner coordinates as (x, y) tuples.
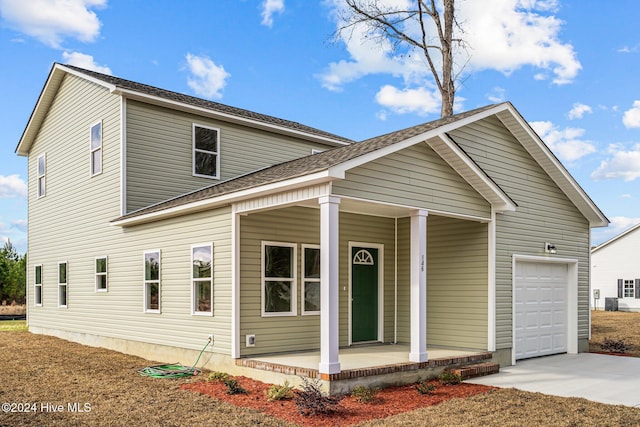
(180, 376), (495, 426)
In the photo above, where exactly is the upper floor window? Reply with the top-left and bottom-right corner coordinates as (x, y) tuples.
(90, 121), (102, 176)
(37, 154), (46, 198)
(34, 265), (43, 306)
(95, 256), (108, 292)
(192, 244), (213, 315)
(193, 124), (220, 179)
(144, 250), (161, 313)
(262, 242), (297, 316)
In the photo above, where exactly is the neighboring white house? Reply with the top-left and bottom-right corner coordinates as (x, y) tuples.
(591, 223), (640, 311)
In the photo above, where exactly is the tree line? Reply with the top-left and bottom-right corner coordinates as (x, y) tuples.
(0, 240), (26, 304)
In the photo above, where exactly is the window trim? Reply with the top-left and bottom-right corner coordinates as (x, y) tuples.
(623, 279), (635, 298)
(95, 256), (108, 292)
(37, 153), (46, 198)
(58, 261), (68, 308)
(301, 244), (320, 316)
(261, 241), (297, 317)
(34, 264), (43, 307)
(143, 250), (161, 314)
(90, 120), (103, 177)
(191, 243), (213, 316)
(192, 123), (220, 179)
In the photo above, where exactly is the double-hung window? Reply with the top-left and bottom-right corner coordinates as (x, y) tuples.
(192, 244), (213, 315)
(144, 250), (161, 313)
(302, 245), (320, 315)
(90, 121), (102, 176)
(58, 261), (68, 308)
(262, 242), (297, 316)
(624, 279), (634, 298)
(34, 265), (43, 306)
(37, 154), (46, 198)
(193, 124), (220, 179)
(95, 256), (108, 292)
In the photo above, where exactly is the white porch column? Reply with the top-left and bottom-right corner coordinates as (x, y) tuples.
(410, 209), (428, 362)
(318, 196), (341, 375)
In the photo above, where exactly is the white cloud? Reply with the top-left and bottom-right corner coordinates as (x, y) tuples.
(593, 216), (640, 246)
(0, 175), (27, 198)
(530, 121), (596, 162)
(591, 144), (640, 181)
(622, 101), (640, 128)
(185, 53), (230, 99)
(320, 0), (581, 113)
(486, 87), (507, 103)
(0, 0), (106, 48)
(375, 85), (441, 116)
(568, 103), (592, 120)
(11, 219), (27, 232)
(62, 51), (111, 74)
(261, 0), (284, 27)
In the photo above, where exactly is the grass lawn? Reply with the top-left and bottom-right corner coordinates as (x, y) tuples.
(589, 310), (640, 356)
(0, 314), (639, 426)
(0, 320), (27, 332)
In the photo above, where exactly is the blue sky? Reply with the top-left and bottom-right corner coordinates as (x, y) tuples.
(1, 0), (640, 254)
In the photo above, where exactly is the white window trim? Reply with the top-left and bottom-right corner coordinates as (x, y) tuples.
(37, 153), (46, 198)
(34, 264), (43, 307)
(191, 243), (213, 316)
(95, 256), (108, 292)
(143, 250), (161, 314)
(261, 241), (297, 317)
(90, 120), (103, 177)
(192, 123), (220, 179)
(623, 279), (635, 298)
(301, 244), (320, 316)
(58, 261), (68, 308)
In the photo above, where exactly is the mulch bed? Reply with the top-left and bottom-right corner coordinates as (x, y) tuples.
(181, 376), (494, 426)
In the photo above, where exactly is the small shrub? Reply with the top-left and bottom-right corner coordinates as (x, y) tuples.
(415, 379), (436, 395)
(265, 381), (294, 401)
(223, 378), (248, 395)
(294, 377), (342, 416)
(207, 371), (229, 382)
(438, 370), (462, 385)
(600, 337), (633, 354)
(351, 385), (378, 403)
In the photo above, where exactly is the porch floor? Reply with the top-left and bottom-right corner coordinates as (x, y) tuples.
(236, 344), (492, 381)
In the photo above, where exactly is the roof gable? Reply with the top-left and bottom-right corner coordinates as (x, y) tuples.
(592, 222), (640, 253)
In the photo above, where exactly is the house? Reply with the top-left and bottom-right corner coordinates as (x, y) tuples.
(591, 223), (640, 312)
(16, 63), (608, 392)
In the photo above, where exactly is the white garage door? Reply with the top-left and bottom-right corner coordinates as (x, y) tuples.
(515, 261), (568, 360)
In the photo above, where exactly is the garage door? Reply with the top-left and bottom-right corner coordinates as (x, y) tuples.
(515, 261), (568, 360)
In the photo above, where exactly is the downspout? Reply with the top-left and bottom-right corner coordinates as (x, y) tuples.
(488, 208), (497, 352)
(394, 217), (398, 344)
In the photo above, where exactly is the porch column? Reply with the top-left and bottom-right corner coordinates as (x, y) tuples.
(318, 195), (341, 375)
(410, 209), (428, 362)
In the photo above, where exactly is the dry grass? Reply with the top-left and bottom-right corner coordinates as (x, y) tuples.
(0, 304), (25, 316)
(589, 310), (640, 356)
(1, 313), (640, 426)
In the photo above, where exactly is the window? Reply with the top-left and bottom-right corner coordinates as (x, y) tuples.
(144, 250), (161, 313)
(95, 256), (108, 292)
(37, 154), (46, 197)
(302, 245), (320, 315)
(58, 262), (68, 308)
(192, 244), (213, 315)
(193, 124), (220, 179)
(34, 265), (43, 306)
(262, 242), (297, 316)
(90, 121), (102, 176)
(624, 279), (635, 298)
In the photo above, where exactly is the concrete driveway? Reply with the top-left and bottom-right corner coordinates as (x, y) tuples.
(467, 353), (640, 407)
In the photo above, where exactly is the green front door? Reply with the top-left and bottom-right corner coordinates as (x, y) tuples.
(351, 247), (379, 343)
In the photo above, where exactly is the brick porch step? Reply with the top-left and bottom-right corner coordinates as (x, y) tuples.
(452, 362), (500, 380)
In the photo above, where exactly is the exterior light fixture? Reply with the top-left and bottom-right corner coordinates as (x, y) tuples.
(544, 242), (557, 254)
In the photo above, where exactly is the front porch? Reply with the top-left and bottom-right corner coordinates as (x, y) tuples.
(235, 345), (497, 393)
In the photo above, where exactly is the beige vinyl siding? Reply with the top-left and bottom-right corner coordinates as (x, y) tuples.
(239, 207), (396, 356)
(449, 116), (591, 349)
(332, 143), (491, 219)
(396, 215), (488, 350)
(27, 74), (233, 355)
(126, 100), (336, 212)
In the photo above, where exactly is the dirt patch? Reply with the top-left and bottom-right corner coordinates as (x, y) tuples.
(181, 376), (492, 426)
(590, 310), (640, 357)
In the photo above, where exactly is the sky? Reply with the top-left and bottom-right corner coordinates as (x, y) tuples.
(1, 0), (640, 254)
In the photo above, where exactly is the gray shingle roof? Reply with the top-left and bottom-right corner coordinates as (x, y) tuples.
(62, 64), (353, 145)
(114, 103), (502, 222)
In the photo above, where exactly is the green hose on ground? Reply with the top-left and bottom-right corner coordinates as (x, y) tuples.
(137, 339), (210, 378)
